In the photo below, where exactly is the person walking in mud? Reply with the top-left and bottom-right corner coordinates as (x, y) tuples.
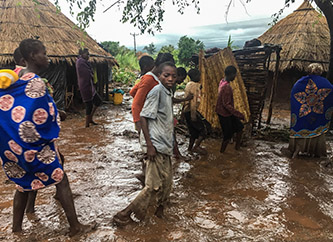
(0, 39), (92, 236)
(216, 65), (245, 153)
(183, 68), (210, 154)
(76, 48), (102, 128)
(113, 61), (177, 225)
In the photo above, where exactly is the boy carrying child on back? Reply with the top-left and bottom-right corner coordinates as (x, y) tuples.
(113, 61), (177, 225)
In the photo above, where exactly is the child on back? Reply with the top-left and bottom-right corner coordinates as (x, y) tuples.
(134, 55), (155, 85)
(113, 61), (177, 225)
(183, 68), (209, 155)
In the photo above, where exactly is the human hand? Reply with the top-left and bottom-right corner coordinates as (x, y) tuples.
(147, 144), (156, 160)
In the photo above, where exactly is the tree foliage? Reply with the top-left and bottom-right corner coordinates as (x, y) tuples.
(159, 44), (175, 53)
(100, 41), (131, 56)
(177, 35), (204, 66)
(143, 43), (157, 55)
(54, 0), (200, 33)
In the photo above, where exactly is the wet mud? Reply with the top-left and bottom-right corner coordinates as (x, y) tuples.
(1, 96), (333, 241)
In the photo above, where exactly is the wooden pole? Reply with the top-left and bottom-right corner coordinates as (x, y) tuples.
(266, 47), (281, 124)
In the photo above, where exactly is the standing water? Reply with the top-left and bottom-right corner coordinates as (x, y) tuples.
(1, 96), (333, 241)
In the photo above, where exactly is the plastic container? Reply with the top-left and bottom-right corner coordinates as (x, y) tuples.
(113, 92), (123, 105)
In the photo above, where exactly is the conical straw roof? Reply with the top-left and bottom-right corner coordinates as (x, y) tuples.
(258, 0), (329, 72)
(0, 0), (116, 65)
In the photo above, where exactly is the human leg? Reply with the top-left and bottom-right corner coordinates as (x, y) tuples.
(192, 136), (207, 154)
(12, 190), (29, 232)
(84, 101), (93, 127)
(232, 116), (244, 150)
(219, 115), (233, 153)
(25, 191), (37, 214)
(55, 172), (86, 236)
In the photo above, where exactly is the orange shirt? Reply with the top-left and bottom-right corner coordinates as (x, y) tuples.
(130, 72), (159, 122)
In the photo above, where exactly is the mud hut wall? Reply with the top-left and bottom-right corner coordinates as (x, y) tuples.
(198, 48), (251, 129)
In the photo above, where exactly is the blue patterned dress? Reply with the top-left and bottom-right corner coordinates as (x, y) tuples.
(289, 74), (333, 156)
(0, 72), (64, 191)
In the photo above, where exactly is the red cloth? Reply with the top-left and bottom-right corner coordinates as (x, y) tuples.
(131, 73), (159, 122)
(215, 79), (244, 119)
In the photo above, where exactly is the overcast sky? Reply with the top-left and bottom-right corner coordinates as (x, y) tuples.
(58, 0), (306, 50)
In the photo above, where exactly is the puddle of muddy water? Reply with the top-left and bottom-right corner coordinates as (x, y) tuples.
(1, 98), (333, 241)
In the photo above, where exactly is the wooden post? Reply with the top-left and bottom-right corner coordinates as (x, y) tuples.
(266, 47), (281, 124)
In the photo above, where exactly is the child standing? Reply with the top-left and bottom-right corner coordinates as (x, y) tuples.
(183, 68), (209, 154)
(113, 61), (177, 225)
(216, 65), (244, 153)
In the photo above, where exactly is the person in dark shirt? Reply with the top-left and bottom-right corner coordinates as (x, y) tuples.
(215, 65), (244, 153)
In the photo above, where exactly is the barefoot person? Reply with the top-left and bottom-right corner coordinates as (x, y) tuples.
(183, 68), (210, 154)
(76, 48), (102, 127)
(113, 61), (177, 225)
(216, 65), (245, 153)
(0, 39), (90, 236)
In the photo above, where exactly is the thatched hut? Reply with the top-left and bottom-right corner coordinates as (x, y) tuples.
(0, 0), (117, 109)
(258, 0), (330, 101)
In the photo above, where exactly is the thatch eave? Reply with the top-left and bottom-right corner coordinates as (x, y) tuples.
(258, 0), (330, 73)
(0, 0), (117, 67)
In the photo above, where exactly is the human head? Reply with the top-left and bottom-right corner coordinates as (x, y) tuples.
(188, 68), (200, 83)
(13, 47), (26, 67)
(139, 55), (154, 75)
(155, 52), (175, 67)
(19, 38), (49, 71)
(307, 63), (323, 76)
(79, 48), (89, 60)
(176, 67), (187, 84)
(224, 65), (237, 82)
(158, 61), (177, 89)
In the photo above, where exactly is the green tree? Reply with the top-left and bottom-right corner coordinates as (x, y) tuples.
(159, 44), (175, 53)
(100, 41), (131, 56)
(143, 43), (157, 55)
(177, 35), (204, 66)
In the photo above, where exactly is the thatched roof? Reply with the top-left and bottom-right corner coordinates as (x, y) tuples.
(0, 0), (116, 65)
(258, 0), (330, 72)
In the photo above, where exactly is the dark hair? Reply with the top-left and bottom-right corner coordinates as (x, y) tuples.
(225, 65), (237, 76)
(155, 52), (175, 67)
(78, 48), (89, 56)
(13, 47), (23, 65)
(177, 67), (187, 77)
(139, 55), (154, 70)
(19, 39), (44, 61)
(188, 68), (200, 82)
(158, 61), (176, 73)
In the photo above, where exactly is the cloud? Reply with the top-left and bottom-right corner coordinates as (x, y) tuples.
(137, 17), (271, 50)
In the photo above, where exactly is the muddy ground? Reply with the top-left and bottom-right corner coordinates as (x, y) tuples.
(1, 95), (333, 241)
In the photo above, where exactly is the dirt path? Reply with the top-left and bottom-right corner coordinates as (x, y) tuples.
(1, 96), (333, 241)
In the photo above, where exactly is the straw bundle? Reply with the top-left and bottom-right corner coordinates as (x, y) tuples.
(198, 48), (251, 129)
(258, 0), (329, 72)
(0, 0), (116, 65)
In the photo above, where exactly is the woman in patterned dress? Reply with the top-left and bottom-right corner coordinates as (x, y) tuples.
(0, 39), (90, 236)
(288, 63), (333, 158)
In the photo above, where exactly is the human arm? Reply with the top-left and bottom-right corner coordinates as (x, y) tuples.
(140, 86), (160, 159)
(221, 85), (244, 120)
(172, 93), (193, 104)
(190, 84), (199, 121)
(140, 116), (156, 159)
